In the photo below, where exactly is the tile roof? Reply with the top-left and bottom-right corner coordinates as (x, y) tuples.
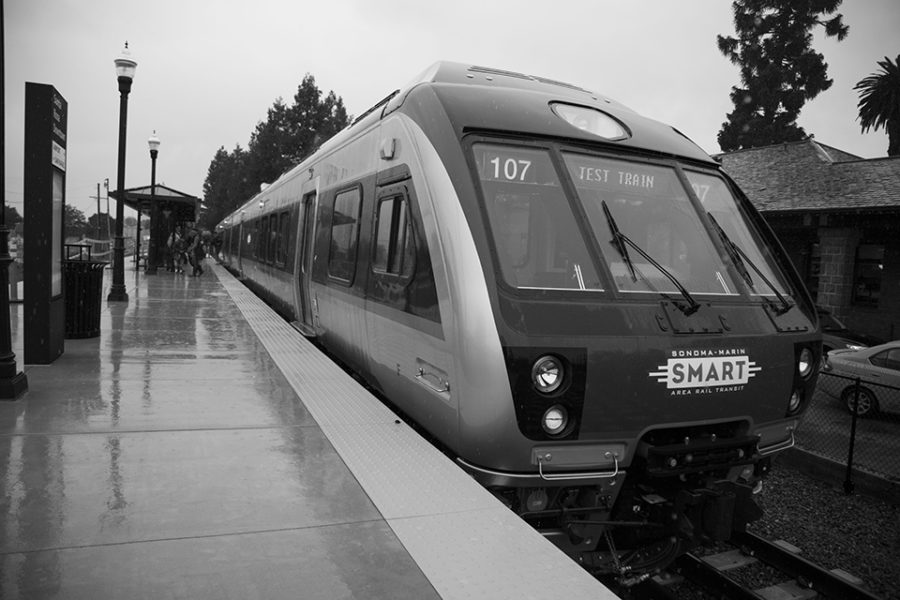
(715, 138), (900, 213)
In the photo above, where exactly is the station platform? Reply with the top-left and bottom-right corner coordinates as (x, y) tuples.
(1, 264), (617, 599)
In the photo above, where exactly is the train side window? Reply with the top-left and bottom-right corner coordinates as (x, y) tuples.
(328, 187), (362, 284)
(373, 195), (415, 278)
(253, 221), (258, 258)
(268, 214), (278, 264)
(265, 215), (273, 264)
(268, 214), (276, 265)
(276, 211), (289, 267)
(368, 180), (441, 325)
(261, 215), (268, 263)
(262, 215), (270, 263)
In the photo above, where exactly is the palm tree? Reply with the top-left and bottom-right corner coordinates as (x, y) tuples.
(854, 55), (900, 156)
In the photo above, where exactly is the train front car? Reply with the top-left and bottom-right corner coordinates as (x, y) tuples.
(400, 64), (820, 580)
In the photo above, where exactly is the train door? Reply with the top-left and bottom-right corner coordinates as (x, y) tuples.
(293, 182), (319, 336)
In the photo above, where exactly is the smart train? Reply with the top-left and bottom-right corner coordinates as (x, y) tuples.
(216, 62), (821, 581)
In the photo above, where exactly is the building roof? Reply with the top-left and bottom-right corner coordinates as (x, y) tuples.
(715, 138), (900, 213)
(110, 184), (200, 222)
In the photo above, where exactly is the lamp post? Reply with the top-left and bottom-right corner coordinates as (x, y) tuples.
(134, 206), (141, 267)
(107, 42), (136, 302)
(146, 131), (160, 274)
(0, 3), (28, 399)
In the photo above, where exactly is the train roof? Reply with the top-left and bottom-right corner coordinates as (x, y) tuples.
(226, 62), (718, 221)
(385, 61), (717, 165)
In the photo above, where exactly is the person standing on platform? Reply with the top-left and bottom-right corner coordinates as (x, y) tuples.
(8, 230), (23, 300)
(169, 226), (187, 274)
(212, 231), (223, 263)
(188, 226), (204, 277)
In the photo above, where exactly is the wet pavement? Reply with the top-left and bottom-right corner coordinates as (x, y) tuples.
(1, 265), (618, 600)
(0, 267), (436, 599)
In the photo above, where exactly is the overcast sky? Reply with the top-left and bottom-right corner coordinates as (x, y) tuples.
(5, 0), (899, 221)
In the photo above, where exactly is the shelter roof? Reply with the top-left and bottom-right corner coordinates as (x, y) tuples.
(110, 184), (200, 222)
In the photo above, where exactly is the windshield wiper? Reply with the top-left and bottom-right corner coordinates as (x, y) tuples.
(601, 200), (637, 283)
(707, 212), (793, 315)
(602, 201), (700, 316)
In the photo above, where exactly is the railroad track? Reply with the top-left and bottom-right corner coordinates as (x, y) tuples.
(627, 530), (883, 600)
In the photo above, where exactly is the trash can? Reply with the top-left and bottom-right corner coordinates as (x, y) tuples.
(64, 244), (107, 339)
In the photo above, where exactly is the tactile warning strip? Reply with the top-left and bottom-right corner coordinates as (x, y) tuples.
(214, 265), (617, 600)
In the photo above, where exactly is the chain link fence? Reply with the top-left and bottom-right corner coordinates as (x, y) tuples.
(792, 372), (900, 498)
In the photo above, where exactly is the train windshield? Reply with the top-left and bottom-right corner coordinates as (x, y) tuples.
(682, 170), (791, 297)
(563, 153), (737, 295)
(472, 143), (792, 299)
(473, 145), (603, 291)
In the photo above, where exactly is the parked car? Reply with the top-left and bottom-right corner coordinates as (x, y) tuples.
(817, 307), (884, 353)
(822, 341), (900, 417)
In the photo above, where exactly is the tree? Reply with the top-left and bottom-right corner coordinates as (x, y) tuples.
(717, 0), (849, 151)
(285, 75), (349, 164)
(201, 74), (352, 230)
(64, 205), (89, 239)
(246, 75), (351, 186)
(247, 98), (295, 186)
(855, 54), (900, 156)
(86, 212), (112, 239)
(4, 206), (22, 227)
(200, 145), (257, 230)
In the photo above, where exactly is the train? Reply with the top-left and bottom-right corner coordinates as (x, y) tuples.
(216, 62), (821, 582)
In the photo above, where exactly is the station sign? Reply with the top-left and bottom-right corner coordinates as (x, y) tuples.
(24, 82), (68, 364)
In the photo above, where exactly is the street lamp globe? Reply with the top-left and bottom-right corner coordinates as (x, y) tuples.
(148, 131), (160, 154)
(114, 44), (137, 80)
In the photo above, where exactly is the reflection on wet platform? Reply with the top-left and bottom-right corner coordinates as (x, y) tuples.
(1, 268), (437, 599)
(1, 265), (614, 599)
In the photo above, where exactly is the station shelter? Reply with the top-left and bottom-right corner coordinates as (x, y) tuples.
(717, 137), (900, 343)
(110, 184), (199, 270)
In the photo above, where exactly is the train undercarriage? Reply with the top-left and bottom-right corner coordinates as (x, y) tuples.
(490, 437), (772, 584)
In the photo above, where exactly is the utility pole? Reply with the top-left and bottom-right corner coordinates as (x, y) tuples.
(92, 183), (102, 240)
(104, 178), (111, 241)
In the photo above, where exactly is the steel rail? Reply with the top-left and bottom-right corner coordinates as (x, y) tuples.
(732, 530), (883, 600)
(671, 552), (766, 600)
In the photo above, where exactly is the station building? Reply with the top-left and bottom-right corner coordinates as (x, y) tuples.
(717, 138), (900, 344)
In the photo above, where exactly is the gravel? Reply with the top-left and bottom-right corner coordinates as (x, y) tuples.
(661, 461), (898, 599)
(747, 460), (899, 599)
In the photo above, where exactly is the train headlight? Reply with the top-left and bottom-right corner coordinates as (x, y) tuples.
(532, 355), (564, 394)
(798, 347), (814, 379)
(788, 389), (802, 414)
(542, 405), (568, 436)
(551, 103), (630, 140)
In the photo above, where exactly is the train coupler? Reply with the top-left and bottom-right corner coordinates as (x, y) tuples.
(675, 480), (762, 542)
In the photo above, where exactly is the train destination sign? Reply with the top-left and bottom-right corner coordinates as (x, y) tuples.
(566, 155), (672, 192)
(573, 164), (655, 189)
(476, 146), (544, 184)
(565, 156), (673, 197)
